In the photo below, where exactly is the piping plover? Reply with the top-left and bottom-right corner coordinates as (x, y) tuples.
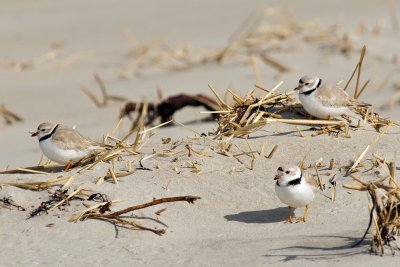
(295, 75), (370, 119)
(274, 165), (316, 223)
(31, 122), (109, 169)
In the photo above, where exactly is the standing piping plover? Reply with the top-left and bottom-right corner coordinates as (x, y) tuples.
(295, 75), (370, 119)
(274, 166), (316, 223)
(31, 122), (110, 170)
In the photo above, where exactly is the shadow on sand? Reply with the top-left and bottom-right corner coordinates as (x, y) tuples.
(224, 207), (288, 224)
(263, 235), (371, 261)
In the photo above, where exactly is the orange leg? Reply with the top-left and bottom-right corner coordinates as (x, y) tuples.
(64, 160), (73, 172)
(296, 205), (309, 223)
(284, 206), (293, 224)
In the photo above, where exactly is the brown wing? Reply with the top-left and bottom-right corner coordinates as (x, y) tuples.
(51, 125), (104, 151)
(315, 83), (354, 107)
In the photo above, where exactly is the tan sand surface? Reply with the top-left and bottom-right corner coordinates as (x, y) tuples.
(1, 0), (400, 266)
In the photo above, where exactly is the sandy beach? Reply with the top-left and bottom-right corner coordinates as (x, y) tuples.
(1, 1), (400, 266)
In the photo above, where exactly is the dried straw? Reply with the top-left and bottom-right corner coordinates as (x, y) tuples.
(0, 176), (70, 191)
(0, 105), (23, 124)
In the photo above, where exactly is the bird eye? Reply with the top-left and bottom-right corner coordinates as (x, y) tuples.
(305, 83), (310, 86)
(41, 129), (45, 131)
(285, 171), (290, 174)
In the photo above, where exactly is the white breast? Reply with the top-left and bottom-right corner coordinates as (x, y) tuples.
(299, 93), (349, 119)
(39, 139), (92, 164)
(275, 180), (315, 208)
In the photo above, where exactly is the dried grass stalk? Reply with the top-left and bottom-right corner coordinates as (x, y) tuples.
(82, 73), (127, 108)
(212, 82), (294, 137)
(0, 176), (70, 191)
(0, 105), (23, 124)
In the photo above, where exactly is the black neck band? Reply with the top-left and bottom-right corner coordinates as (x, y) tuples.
(276, 172), (303, 187)
(287, 172), (302, 186)
(39, 124), (59, 142)
(300, 88), (317, 96)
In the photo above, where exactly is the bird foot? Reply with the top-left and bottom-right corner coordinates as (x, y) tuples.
(284, 216), (293, 224)
(64, 160), (73, 172)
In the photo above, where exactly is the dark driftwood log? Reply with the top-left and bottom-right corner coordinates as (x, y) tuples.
(121, 93), (219, 125)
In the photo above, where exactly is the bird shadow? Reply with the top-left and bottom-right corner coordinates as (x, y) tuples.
(263, 235), (371, 261)
(224, 207), (288, 224)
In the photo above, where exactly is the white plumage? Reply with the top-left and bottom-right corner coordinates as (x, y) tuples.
(38, 138), (100, 164)
(274, 166), (316, 223)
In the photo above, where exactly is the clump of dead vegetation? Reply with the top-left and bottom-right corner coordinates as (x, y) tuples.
(206, 46), (395, 139)
(117, 7), (374, 78)
(344, 154), (400, 255)
(335, 124), (400, 255)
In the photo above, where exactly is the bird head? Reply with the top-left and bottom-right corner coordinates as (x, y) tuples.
(274, 165), (302, 186)
(294, 75), (322, 94)
(31, 122), (57, 140)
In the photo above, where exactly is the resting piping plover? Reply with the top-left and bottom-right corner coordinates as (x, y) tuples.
(295, 75), (370, 119)
(31, 122), (110, 170)
(274, 166), (316, 223)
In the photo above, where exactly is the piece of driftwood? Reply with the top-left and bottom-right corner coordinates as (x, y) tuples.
(121, 93), (219, 126)
(70, 195), (201, 235)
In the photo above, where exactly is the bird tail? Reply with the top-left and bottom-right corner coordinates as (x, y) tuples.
(357, 101), (371, 107)
(91, 142), (114, 150)
(350, 99), (371, 107)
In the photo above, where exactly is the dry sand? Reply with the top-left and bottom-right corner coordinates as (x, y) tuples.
(1, 0), (400, 266)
